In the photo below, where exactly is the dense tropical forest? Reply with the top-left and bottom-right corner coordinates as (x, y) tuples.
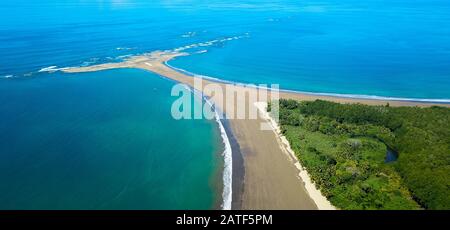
(270, 99), (450, 210)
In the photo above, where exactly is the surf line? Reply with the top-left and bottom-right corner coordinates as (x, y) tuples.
(182, 85), (233, 210)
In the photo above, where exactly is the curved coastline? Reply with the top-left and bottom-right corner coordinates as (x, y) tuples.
(60, 47), (450, 210)
(185, 85), (234, 210)
(164, 61), (450, 105)
(24, 60), (450, 104)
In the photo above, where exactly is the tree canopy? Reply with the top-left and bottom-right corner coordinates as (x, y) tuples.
(275, 99), (450, 210)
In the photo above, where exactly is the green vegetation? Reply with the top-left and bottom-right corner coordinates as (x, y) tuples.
(272, 99), (450, 210)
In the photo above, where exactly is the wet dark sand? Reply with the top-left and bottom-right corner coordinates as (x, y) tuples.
(63, 50), (449, 210)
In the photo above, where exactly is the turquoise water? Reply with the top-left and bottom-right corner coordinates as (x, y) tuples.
(1, 0), (450, 99)
(0, 69), (223, 209)
(1, 0), (450, 209)
(169, 0), (450, 100)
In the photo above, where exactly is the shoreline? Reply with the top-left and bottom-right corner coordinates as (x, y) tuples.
(61, 51), (450, 108)
(184, 85), (235, 210)
(61, 49), (450, 210)
(254, 102), (336, 210)
(164, 61), (450, 106)
(210, 100), (233, 210)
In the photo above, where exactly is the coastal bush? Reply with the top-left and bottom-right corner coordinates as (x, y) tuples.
(275, 99), (450, 210)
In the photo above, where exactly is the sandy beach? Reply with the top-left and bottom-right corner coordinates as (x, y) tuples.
(63, 50), (450, 210)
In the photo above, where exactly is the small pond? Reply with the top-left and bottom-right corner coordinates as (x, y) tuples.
(385, 147), (399, 163)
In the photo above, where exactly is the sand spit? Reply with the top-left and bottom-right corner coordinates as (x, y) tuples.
(63, 48), (449, 210)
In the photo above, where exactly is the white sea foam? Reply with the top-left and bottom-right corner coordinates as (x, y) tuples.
(38, 66), (69, 73)
(172, 34), (248, 53)
(116, 47), (136, 50)
(115, 54), (133, 60)
(212, 102), (233, 210)
(164, 62), (450, 105)
(251, 85), (450, 104)
(81, 61), (95, 66)
(80, 57), (100, 66)
(184, 85), (233, 210)
(181, 31), (196, 38)
(38, 66), (58, 72)
(196, 50), (208, 54)
(1, 75), (13, 79)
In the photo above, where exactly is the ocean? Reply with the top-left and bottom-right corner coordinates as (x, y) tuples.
(0, 0), (449, 209)
(2, 0), (450, 100)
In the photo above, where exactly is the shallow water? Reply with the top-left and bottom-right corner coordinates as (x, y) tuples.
(0, 69), (223, 209)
